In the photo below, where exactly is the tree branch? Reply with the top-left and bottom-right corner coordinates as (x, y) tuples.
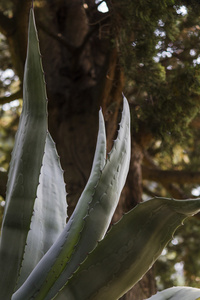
(0, 89), (22, 105)
(37, 15), (108, 58)
(142, 166), (200, 185)
(142, 151), (190, 199)
(0, 10), (15, 36)
(37, 21), (75, 52)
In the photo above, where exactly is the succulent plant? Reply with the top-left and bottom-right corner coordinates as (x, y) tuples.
(1, 8), (200, 300)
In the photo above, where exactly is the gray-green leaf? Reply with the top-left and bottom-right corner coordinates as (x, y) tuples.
(16, 133), (67, 288)
(59, 197), (200, 300)
(146, 286), (200, 300)
(0, 8), (47, 299)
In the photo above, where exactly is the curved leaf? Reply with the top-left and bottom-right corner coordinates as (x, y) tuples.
(146, 286), (200, 300)
(49, 97), (131, 300)
(58, 197), (200, 300)
(0, 8), (47, 299)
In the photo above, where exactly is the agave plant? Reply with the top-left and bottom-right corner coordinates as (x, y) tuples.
(1, 8), (200, 300)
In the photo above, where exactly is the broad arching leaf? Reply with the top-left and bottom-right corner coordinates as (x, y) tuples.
(58, 198), (200, 300)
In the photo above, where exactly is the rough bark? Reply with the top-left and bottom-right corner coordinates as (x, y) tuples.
(3, 1), (31, 81)
(0, 171), (7, 199)
(34, 0), (111, 214)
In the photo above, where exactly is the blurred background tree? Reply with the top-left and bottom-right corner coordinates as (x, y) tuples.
(1, 0), (200, 299)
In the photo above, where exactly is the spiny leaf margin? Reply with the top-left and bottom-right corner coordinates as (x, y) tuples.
(12, 97), (131, 300)
(58, 197), (200, 300)
(0, 8), (47, 299)
(16, 132), (67, 288)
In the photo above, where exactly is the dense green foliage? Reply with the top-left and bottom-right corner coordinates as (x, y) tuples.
(115, 1), (200, 140)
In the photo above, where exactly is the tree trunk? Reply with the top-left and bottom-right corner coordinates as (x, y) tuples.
(36, 1), (158, 298)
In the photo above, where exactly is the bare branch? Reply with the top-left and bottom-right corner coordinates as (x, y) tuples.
(0, 89), (22, 105)
(142, 151), (190, 199)
(142, 166), (200, 185)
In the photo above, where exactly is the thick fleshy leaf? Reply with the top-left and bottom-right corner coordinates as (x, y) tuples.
(12, 97), (131, 300)
(0, 8), (47, 299)
(47, 97), (131, 300)
(58, 197), (200, 300)
(12, 108), (106, 300)
(146, 286), (200, 300)
(16, 133), (67, 288)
